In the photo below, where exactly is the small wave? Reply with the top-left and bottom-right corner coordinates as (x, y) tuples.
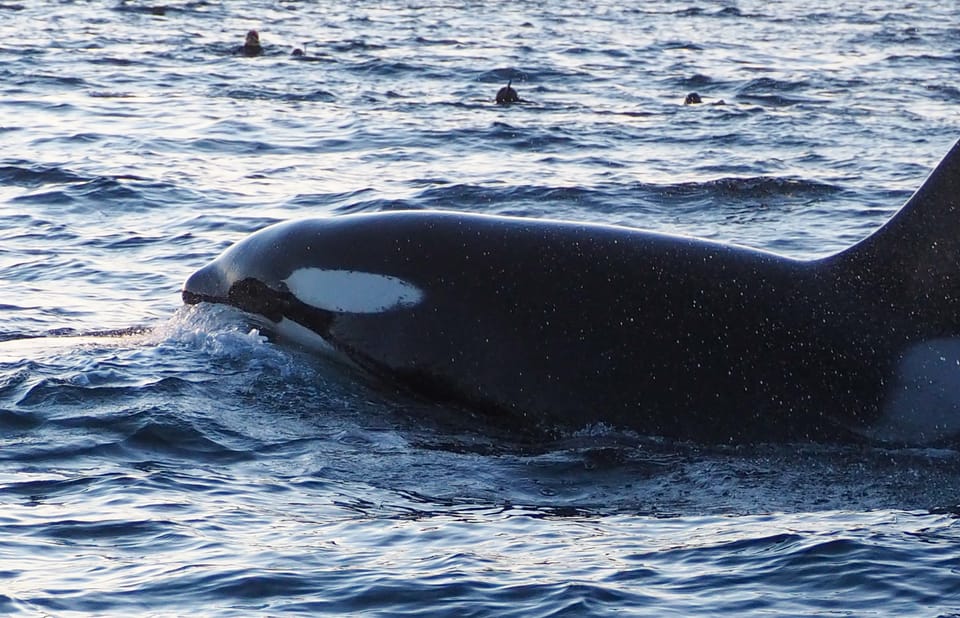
(372, 176), (839, 221)
(735, 93), (824, 107)
(740, 77), (810, 93)
(121, 418), (255, 462)
(88, 56), (139, 67)
(222, 86), (337, 103)
(409, 183), (598, 213)
(30, 132), (103, 145)
(734, 77), (823, 107)
(659, 41), (706, 52)
(0, 407), (43, 430)
(559, 45), (628, 57)
(477, 68), (528, 84)
(18, 72), (86, 87)
(110, 4), (166, 16)
(0, 161), (88, 187)
(413, 36), (464, 47)
(10, 174), (146, 208)
(885, 52), (954, 67)
(16, 375), (193, 407)
(36, 517), (176, 542)
(347, 59), (448, 79)
(87, 90), (137, 98)
(328, 38), (387, 53)
(672, 7), (706, 17)
(926, 83), (960, 102)
(1, 475), (99, 499)
(181, 136), (277, 155)
(9, 189), (76, 206)
(477, 66), (594, 83)
(332, 198), (420, 215)
(281, 89), (337, 102)
(657, 176), (840, 200)
(286, 187), (375, 210)
(670, 73), (717, 89)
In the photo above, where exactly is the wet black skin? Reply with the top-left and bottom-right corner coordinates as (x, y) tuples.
(495, 80), (520, 105)
(183, 140), (960, 444)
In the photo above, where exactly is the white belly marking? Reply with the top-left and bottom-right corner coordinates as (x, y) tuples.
(875, 338), (960, 444)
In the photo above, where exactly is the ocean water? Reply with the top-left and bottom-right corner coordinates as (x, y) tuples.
(1, 0), (960, 615)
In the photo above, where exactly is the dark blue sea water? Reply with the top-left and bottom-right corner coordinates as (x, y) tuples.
(2, 1), (960, 615)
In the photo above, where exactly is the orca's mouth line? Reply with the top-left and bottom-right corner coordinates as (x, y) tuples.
(183, 278), (291, 323)
(184, 278), (336, 338)
(182, 289), (222, 306)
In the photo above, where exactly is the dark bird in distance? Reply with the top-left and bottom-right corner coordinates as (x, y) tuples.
(239, 30), (263, 57)
(495, 80), (521, 105)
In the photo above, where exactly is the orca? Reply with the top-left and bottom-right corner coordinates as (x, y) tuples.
(182, 139), (960, 445)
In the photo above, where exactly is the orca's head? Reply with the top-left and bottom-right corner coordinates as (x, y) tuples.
(183, 262), (290, 323)
(182, 220), (294, 321)
(182, 218), (425, 327)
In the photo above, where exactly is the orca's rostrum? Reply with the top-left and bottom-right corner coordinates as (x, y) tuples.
(183, 140), (960, 446)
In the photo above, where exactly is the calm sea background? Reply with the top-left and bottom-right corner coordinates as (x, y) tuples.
(1, 0), (960, 615)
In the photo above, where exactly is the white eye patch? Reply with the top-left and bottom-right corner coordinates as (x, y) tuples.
(283, 268), (423, 314)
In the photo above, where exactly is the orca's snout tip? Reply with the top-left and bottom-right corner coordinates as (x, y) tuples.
(181, 288), (205, 305)
(182, 264), (227, 305)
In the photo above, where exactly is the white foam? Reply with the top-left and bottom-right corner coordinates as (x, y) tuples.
(284, 268), (423, 314)
(875, 338), (960, 444)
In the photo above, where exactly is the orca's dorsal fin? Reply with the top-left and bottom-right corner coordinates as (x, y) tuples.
(829, 139), (960, 317)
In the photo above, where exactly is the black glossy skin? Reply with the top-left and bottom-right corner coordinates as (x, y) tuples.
(183, 140), (960, 443)
(495, 80), (520, 105)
